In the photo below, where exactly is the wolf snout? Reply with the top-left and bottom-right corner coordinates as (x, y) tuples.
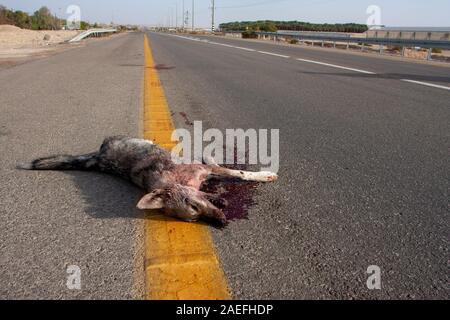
(202, 209), (228, 227)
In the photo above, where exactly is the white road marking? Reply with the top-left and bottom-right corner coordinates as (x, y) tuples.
(172, 35), (204, 42)
(296, 58), (376, 74)
(216, 43), (235, 48)
(233, 46), (256, 52)
(258, 51), (290, 58)
(209, 41), (234, 48)
(400, 79), (450, 91)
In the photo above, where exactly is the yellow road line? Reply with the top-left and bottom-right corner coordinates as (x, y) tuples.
(143, 34), (231, 300)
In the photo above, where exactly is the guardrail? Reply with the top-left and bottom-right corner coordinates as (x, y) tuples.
(69, 28), (117, 43)
(224, 31), (450, 50)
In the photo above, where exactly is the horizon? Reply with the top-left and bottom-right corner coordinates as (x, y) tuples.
(1, 0), (449, 29)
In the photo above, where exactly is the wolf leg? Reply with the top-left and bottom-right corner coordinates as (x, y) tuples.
(208, 166), (278, 182)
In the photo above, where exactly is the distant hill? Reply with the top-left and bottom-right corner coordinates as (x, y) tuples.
(219, 21), (368, 33)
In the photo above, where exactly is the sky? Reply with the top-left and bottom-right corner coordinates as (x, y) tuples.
(2, 0), (449, 28)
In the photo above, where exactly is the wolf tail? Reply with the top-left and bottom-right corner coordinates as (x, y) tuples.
(17, 152), (99, 171)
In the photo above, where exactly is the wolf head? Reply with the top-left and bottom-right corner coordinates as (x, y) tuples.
(137, 184), (227, 226)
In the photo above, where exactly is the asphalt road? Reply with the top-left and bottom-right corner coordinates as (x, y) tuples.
(0, 33), (145, 299)
(186, 33), (450, 88)
(1, 31), (448, 300)
(148, 32), (449, 299)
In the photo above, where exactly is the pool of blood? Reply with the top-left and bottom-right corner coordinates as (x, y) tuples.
(201, 162), (259, 221)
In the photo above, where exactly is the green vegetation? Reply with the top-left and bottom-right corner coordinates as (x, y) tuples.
(1, 5), (62, 30)
(0, 5), (92, 30)
(220, 20), (368, 33)
(242, 30), (258, 39)
(432, 48), (442, 54)
(79, 21), (90, 30)
(117, 25), (139, 32)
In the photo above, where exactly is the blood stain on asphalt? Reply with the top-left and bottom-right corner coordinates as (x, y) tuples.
(179, 112), (194, 126)
(201, 148), (259, 221)
(153, 64), (175, 70)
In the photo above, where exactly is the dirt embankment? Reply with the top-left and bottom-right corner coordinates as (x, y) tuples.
(0, 25), (78, 47)
(0, 25), (79, 59)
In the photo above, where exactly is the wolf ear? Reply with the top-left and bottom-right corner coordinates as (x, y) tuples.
(137, 190), (165, 210)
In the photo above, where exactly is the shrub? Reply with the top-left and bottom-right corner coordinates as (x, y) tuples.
(432, 48), (443, 54)
(258, 22), (277, 32)
(289, 39), (299, 44)
(391, 46), (402, 51)
(80, 21), (90, 30)
(242, 31), (257, 39)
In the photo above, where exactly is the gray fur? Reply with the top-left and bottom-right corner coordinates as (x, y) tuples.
(19, 136), (278, 226)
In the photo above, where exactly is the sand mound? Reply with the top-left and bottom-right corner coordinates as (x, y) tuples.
(0, 25), (24, 32)
(0, 25), (79, 49)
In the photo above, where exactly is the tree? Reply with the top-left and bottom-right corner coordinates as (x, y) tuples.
(0, 5), (12, 24)
(80, 21), (90, 30)
(31, 6), (58, 30)
(220, 20), (368, 33)
(13, 10), (31, 29)
(0, 5), (83, 31)
(259, 22), (277, 32)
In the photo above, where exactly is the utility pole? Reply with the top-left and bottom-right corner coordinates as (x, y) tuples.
(182, 0), (185, 30)
(211, 0), (215, 32)
(175, 3), (178, 29)
(192, 0), (195, 31)
(58, 7), (62, 30)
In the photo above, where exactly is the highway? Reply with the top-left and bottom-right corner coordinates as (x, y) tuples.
(148, 32), (449, 300)
(0, 31), (448, 299)
(0, 33), (146, 299)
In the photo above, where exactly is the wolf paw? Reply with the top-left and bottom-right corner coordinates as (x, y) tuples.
(258, 171), (278, 182)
